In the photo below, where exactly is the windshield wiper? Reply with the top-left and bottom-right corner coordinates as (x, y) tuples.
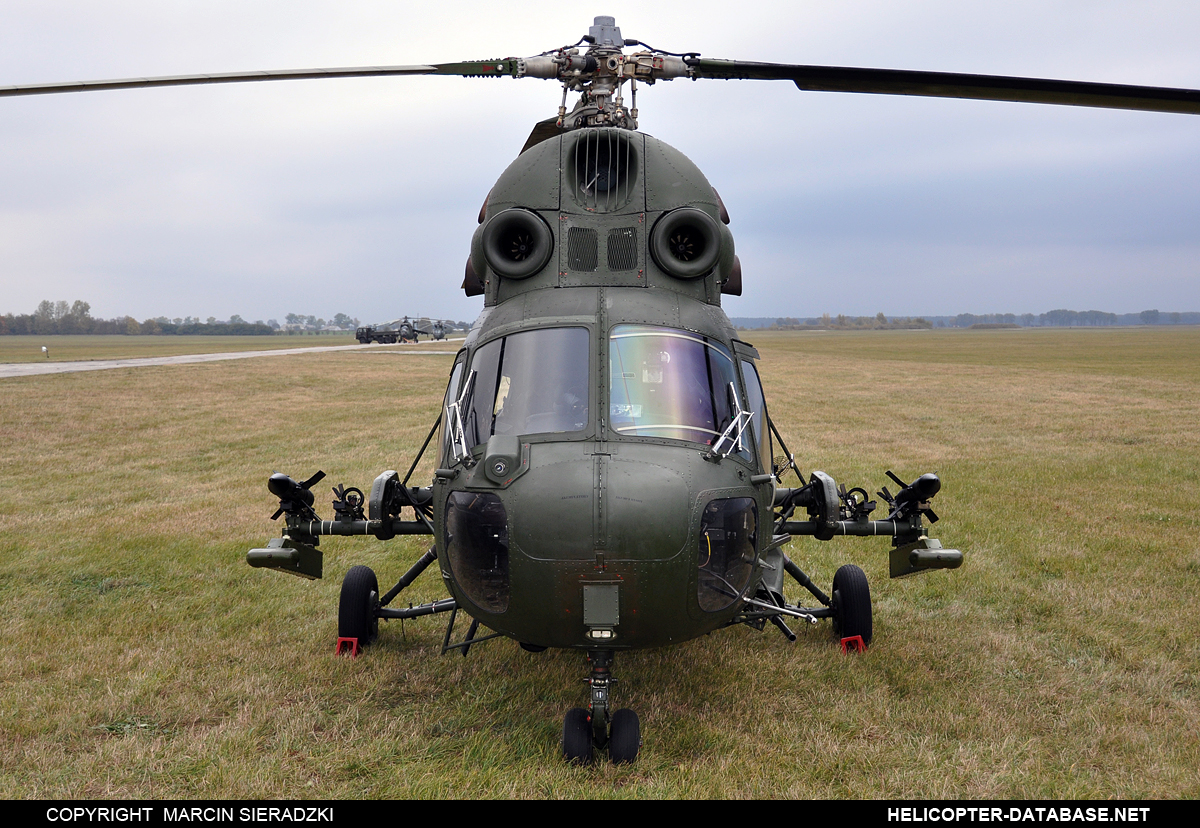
(709, 381), (753, 459)
(445, 370), (478, 467)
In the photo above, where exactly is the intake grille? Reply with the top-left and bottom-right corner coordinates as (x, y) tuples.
(607, 228), (638, 271)
(567, 227), (599, 271)
(570, 129), (637, 212)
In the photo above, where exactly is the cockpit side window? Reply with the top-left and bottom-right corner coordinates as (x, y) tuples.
(439, 358), (465, 467)
(609, 325), (752, 462)
(740, 360), (771, 472)
(465, 327), (590, 444)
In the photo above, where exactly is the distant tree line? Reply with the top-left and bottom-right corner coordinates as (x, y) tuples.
(283, 312), (361, 332)
(0, 300), (370, 336)
(732, 309), (1200, 330)
(768, 313), (933, 330)
(935, 309), (1198, 328)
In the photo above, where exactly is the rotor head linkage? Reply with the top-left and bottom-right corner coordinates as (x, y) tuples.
(517, 18), (691, 130)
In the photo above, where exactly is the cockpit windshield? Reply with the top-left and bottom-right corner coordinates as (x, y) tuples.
(462, 327), (590, 447)
(609, 325), (751, 461)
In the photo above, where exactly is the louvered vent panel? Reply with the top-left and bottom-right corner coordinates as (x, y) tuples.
(607, 228), (638, 271)
(567, 227), (599, 271)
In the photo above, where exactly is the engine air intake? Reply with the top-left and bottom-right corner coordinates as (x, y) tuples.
(570, 129), (637, 212)
(482, 208), (553, 279)
(650, 207), (721, 279)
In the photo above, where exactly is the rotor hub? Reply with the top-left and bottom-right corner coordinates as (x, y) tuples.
(513, 17), (695, 132)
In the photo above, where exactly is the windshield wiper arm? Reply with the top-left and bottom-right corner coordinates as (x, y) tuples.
(710, 381), (753, 459)
(445, 370), (478, 466)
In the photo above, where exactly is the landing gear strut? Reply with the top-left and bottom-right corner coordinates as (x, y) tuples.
(561, 650), (641, 764)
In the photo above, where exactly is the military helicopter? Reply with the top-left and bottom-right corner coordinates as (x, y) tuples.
(408, 317), (452, 342)
(427, 319), (450, 342)
(355, 316), (421, 344)
(9, 16), (1198, 765)
(356, 317), (452, 344)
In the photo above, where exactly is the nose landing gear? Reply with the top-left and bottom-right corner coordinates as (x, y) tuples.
(561, 650), (641, 764)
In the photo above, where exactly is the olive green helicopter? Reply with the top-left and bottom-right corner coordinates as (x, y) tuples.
(8, 15), (1199, 765)
(355, 316), (451, 344)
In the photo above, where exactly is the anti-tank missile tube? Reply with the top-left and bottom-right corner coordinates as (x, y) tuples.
(781, 519), (914, 537)
(292, 519), (434, 538)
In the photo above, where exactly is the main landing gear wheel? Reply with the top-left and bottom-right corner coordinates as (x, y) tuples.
(562, 707), (593, 765)
(831, 563), (872, 647)
(338, 565), (380, 646)
(608, 708), (641, 765)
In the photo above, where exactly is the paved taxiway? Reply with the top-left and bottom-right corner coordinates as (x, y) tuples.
(0, 342), (461, 379)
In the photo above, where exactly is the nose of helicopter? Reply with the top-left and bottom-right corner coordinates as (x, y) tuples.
(507, 442), (692, 562)
(440, 438), (763, 650)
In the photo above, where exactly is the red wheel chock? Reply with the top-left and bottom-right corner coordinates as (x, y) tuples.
(335, 637), (361, 657)
(840, 635), (866, 654)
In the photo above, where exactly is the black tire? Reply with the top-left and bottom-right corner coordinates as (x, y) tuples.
(608, 708), (640, 765)
(338, 565), (379, 646)
(562, 708), (593, 765)
(831, 564), (872, 647)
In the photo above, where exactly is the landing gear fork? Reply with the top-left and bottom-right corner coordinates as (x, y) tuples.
(587, 649), (613, 748)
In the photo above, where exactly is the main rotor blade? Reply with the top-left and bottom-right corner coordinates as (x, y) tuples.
(0, 60), (523, 98)
(690, 60), (1200, 115)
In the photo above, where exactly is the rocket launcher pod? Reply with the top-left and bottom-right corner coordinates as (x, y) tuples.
(890, 537), (963, 579)
(247, 537), (323, 580)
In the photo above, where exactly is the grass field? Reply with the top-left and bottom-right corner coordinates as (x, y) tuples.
(1, 327), (1197, 798)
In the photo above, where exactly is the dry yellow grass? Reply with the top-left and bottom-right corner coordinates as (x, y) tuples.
(0, 327), (1197, 798)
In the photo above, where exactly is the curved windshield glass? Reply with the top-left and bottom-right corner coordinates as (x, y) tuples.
(464, 327), (590, 445)
(697, 497), (758, 612)
(445, 491), (510, 613)
(609, 325), (749, 459)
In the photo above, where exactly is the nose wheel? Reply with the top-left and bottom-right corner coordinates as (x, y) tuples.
(561, 650), (641, 764)
(608, 708), (641, 764)
(561, 707), (593, 764)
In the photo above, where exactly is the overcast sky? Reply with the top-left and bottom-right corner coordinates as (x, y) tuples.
(2, 1), (1198, 324)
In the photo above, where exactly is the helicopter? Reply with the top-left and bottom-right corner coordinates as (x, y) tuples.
(356, 317), (452, 344)
(8, 16), (1198, 765)
(356, 316), (424, 344)
(407, 317), (452, 342)
(426, 319), (450, 342)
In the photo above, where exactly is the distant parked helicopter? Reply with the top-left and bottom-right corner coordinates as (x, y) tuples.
(356, 316), (453, 344)
(8, 16), (1196, 764)
(427, 319), (449, 341)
